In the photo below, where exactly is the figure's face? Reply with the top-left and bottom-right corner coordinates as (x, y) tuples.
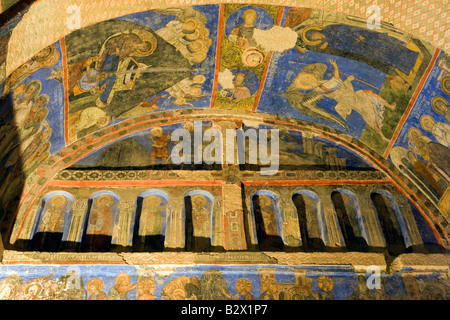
(50, 195), (67, 208)
(310, 31), (324, 41)
(152, 128), (163, 137)
(25, 84), (37, 97)
(234, 73), (246, 86)
(408, 128), (421, 142)
(96, 116), (110, 128)
(189, 87), (202, 96)
(421, 116), (435, 131)
(36, 47), (51, 59)
(244, 11), (257, 25)
(97, 195), (114, 207)
(295, 73), (320, 90)
(35, 97), (47, 109)
(117, 274), (129, 285)
(88, 283), (100, 295)
(192, 75), (206, 84)
(144, 195), (161, 208)
(192, 195), (206, 208)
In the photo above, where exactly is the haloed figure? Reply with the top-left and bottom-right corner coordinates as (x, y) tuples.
(187, 194), (211, 252)
(229, 9), (258, 49)
(84, 194), (114, 252)
(34, 194), (67, 251)
(290, 59), (396, 140)
(150, 127), (170, 166)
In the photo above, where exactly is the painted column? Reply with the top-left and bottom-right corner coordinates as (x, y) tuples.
(314, 186), (346, 250)
(165, 194), (185, 250)
(214, 120), (247, 250)
(393, 192), (424, 250)
(359, 190), (386, 250)
(222, 182), (247, 250)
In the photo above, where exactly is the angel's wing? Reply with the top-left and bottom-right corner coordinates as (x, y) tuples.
(281, 89), (348, 129)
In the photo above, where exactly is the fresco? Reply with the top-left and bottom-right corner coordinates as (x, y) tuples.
(0, 40), (65, 225)
(65, 5), (219, 143)
(214, 4), (285, 110)
(257, 6), (435, 156)
(0, 1), (449, 302)
(0, 4), (446, 203)
(388, 52), (450, 217)
(0, 264), (448, 300)
(68, 121), (221, 170)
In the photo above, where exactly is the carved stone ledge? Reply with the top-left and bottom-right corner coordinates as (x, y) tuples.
(1, 250), (125, 264)
(2, 250), (386, 271)
(265, 252), (387, 273)
(390, 253), (450, 273)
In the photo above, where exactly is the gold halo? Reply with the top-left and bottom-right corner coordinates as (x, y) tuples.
(163, 282), (178, 295)
(236, 279), (252, 291)
(87, 278), (104, 293)
(187, 39), (204, 53)
(143, 195), (161, 207)
(174, 276), (190, 288)
(172, 288), (187, 300)
(294, 73), (319, 90)
(301, 25), (324, 46)
(192, 74), (206, 84)
(138, 278), (155, 290)
(258, 195), (272, 206)
(151, 127), (163, 136)
(189, 51), (207, 64)
(420, 115), (435, 131)
(34, 45), (55, 62)
(431, 96), (448, 114)
(183, 122), (194, 131)
(185, 29), (200, 41)
(115, 273), (131, 284)
(182, 18), (198, 33)
(49, 194), (67, 208)
(134, 29), (157, 56)
(95, 194), (114, 207)
(408, 127), (422, 141)
(108, 29), (157, 57)
(189, 87), (202, 96)
(135, 40), (156, 56)
(242, 48), (264, 67)
(442, 77), (450, 94)
(191, 194), (207, 207)
(317, 276), (334, 291)
(242, 8), (257, 20)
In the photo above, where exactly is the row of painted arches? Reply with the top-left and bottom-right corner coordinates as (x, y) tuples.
(22, 188), (441, 254)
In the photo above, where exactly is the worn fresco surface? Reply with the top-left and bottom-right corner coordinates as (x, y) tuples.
(0, 263), (448, 300)
(0, 1), (449, 301)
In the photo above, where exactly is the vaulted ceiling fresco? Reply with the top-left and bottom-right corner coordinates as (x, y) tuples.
(0, 0), (448, 301)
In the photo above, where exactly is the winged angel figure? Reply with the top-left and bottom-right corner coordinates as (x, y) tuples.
(281, 60), (397, 140)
